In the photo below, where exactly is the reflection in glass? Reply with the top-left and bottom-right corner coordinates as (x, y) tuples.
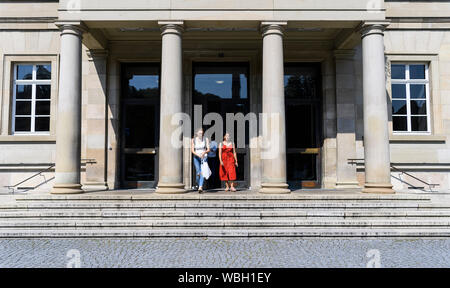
(16, 85), (32, 99)
(410, 100), (427, 115)
(410, 84), (426, 99)
(16, 65), (33, 80)
(123, 64), (159, 99)
(392, 84), (406, 99)
(36, 85), (51, 99)
(36, 65), (51, 79)
(410, 64), (426, 79)
(392, 100), (407, 115)
(193, 63), (249, 143)
(391, 64), (406, 79)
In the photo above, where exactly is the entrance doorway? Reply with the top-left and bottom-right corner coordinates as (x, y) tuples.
(284, 63), (322, 189)
(192, 62), (250, 189)
(120, 63), (160, 188)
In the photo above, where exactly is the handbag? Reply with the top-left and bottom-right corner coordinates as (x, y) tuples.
(201, 158), (212, 180)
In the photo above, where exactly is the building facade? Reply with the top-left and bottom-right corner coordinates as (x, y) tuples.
(1, 0), (450, 194)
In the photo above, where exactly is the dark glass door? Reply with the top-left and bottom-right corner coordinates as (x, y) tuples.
(120, 63), (160, 188)
(192, 62), (250, 189)
(285, 63), (322, 189)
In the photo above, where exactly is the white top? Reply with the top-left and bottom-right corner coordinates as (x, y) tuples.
(194, 137), (207, 154)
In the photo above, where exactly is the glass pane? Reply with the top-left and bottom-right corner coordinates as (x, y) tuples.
(124, 154), (155, 181)
(15, 101), (31, 115)
(287, 154), (316, 181)
(16, 65), (33, 80)
(411, 116), (428, 132)
(35, 117), (50, 132)
(36, 85), (51, 99)
(392, 84), (406, 99)
(235, 153), (245, 181)
(393, 116), (407, 132)
(123, 64), (159, 99)
(16, 85), (32, 99)
(36, 64), (51, 80)
(14, 117), (31, 132)
(284, 64), (320, 99)
(410, 64), (426, 79)
(392, 100), (407, 115)
(410, 84), (426, 99)
(194, 64), (248, 99)
(35, 101), (50, 115)
(124, 104), (156, 148)
(286, 104), (315, 148)
(391, 64), (406, 79)
(410, 100), (427, 115)
(192, 63), (250, 146)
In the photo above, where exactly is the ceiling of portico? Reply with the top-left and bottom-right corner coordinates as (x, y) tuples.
(84, 20), (360, 44)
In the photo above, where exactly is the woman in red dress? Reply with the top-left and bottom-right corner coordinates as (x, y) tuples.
(219, 133), (238, 192)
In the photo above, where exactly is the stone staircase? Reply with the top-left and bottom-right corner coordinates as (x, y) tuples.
(0, 191), (450, 238)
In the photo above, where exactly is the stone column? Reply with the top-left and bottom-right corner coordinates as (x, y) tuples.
(334, 50), (359, 188)
(83, 49), (109, 191)
(259, 22), (290, 194)
(359, 22), (394, 194)
(155, 21), (186, 194)
(51, 22), (86, 194)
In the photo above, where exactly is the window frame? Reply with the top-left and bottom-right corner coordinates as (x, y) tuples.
(390, 62), (431, 135)
(12, 63), (52, 135)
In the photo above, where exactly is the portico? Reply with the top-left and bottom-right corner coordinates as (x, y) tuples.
(47, 0), (394, 195)
(48, 22), (393, 195)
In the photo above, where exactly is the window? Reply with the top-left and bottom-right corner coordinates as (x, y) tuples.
(391, 63), (430, 134)
(12, 64), (51, 134)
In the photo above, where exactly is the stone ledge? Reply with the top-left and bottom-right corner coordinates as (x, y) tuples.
(389, 135), (446, 143)
(0, 135), (56, 143)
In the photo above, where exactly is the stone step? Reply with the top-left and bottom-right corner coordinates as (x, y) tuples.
(14, 193), (431, 201)
(2, 209), (450, 219)
(0, 202), (445, 209)
(1, 227), (450, 238)
(0, 219), (449, 228)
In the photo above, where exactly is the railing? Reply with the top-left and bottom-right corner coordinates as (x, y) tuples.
(348, 158), (440, 192)
(3, 159), (96, 194)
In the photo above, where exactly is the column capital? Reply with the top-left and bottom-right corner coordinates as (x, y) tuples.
(261, 21), (287, 37)
(55, 21), (88, 37)
(357, 21), (390, 39)
(158, 21), (184, 36)
(333, 49), (356, 60)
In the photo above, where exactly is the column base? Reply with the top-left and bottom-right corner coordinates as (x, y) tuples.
(51, 184), (83, 194)
(362, 183), (395, 194)
(259, 183), (291, 194)
(155, 183), (186, 194)
(82, 182), (109, 191)
(335, 181), (361, 189)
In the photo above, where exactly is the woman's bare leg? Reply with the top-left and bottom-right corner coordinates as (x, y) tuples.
(230, 182), (236, 192)
(225, 181), (229, 191)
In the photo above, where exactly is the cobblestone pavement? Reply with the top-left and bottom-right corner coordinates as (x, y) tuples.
(0, 238), (449, 268)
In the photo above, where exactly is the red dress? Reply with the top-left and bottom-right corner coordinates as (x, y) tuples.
(219, 143), (236, 181)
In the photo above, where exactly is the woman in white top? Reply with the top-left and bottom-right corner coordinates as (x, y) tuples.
(191, 128), (210, 193)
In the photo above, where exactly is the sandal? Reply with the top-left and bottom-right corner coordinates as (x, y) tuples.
(230, 187), (237, 192)
(224, 187), (229, 192)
